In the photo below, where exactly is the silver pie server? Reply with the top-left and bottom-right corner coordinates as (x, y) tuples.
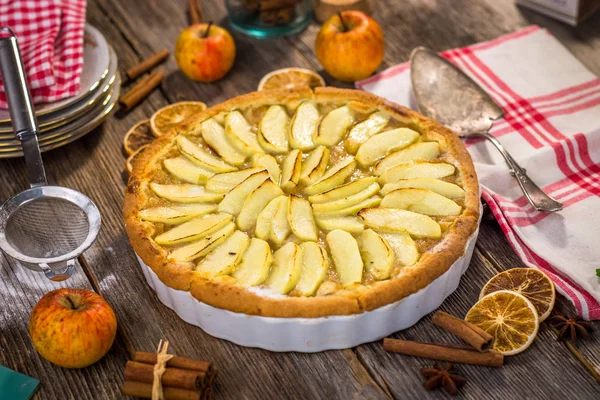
(409, 47), (563, 213)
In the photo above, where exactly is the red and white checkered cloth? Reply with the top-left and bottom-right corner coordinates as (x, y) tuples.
(0, 0), (87, 109)
(357, 26), (600, 320)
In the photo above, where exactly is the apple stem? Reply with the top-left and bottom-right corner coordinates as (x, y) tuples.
(338, 12), (347, 32)
(203, 21), (213, 38)
(64, 295), (77, 310)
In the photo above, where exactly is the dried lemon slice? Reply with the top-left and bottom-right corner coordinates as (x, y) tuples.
(150, 101), (207, 137)
(124, 119), (154, 156)
(125, 144), (149, 175)
(258, 68), (325, 91)
(466, 290), (539, 356)
(480, 268), (555, 322)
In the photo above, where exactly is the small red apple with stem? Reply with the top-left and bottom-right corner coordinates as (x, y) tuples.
(175, 22), (236, 82)
(29, 288), (117, 368)
(315, 11), (385, 82)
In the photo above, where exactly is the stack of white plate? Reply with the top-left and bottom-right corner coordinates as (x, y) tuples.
(0, 24), (119, 158)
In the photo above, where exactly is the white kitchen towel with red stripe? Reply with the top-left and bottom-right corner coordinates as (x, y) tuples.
(0, 0), (87, 109)
(357, 26), (600, 320)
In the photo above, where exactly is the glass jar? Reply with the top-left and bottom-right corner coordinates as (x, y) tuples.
(226, 0), (312, 38)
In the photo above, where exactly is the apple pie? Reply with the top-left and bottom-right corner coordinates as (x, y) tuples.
(123, 88), (479, 318)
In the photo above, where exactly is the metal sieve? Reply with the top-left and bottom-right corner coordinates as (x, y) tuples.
(0, 28), (101, 281)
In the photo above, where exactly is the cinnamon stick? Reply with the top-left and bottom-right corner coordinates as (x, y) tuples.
(126, 49), (169, 80)
(123, 380), (201, 400)
(188, 0), (203, 25)
(432, 311), (494, 352)
(125, 361), (206, 390)
(119, 71), (163, 110)
(134, 352), (214, 374)
(383, 338), (504, 367)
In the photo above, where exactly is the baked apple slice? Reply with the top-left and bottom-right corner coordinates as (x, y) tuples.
(218, 171), (270, 215)
(196, 230), (250, 278)
(316, 216), (364, 234)
(299, 145), (330, 186)
(270, 195), (291, 245)
(355, 128), (420, 167)
(237, 179), (284, 230)
(288, 195), (318, 241)
(303, 158), (357, 196)
(176, 136), (237, 173)
(314, 105), (355, 146)
(258, 105), (289, 154)
(255, 196), (284, 240)
(206, 167), (265, 193)
(252, 154), (280, 184)
(232, 238), (273, 286)
(381, 188), (462, 216)
(380, 178), (465, 199)
(139, 203), (218, 224)
(311, 182), (380, 213)
(326, 229), (363, 287)
(374, 142), (440, 175)
(314, 196), (381, 217)
(280, 149), (302, 191)
(169, 222), (236, 262)
(163, 157), (214, 184)
(295, 242), (328, 296)
(308, 177), (378, 204)
(345, 111), (390, 154)
(380, 231), (419, 266)
(290, 102), (319, 150)
(155, 213), (233, 245)
(359, 207), (442, 239)
(360, 229), (395, 280)
(150, 183), (224, 203)
(224, 110), (264, 155)
(266, 242), (303, 294)
(382, 162), (455, 183)
(201, 118), (246, 166)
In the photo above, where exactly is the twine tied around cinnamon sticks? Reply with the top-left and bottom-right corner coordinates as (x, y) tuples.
(383, 311), (504, 367)
(153, 340), (174, 400)
(123, 340), (217, 400)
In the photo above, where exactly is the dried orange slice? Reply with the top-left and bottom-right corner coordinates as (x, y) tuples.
(150, 101), (207, 138)
(258, 68), (326, 91)
(466, 290), (539, 356)
(123, 119), (154, 156)
(480, 268), (555, 322)
(126, 144), (149, 175)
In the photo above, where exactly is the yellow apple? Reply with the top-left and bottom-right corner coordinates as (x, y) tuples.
(175, 22), (236, 82)
(29, 289), (117, 368)
(315, 11), (384, 82)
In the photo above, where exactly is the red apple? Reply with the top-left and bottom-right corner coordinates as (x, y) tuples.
(175, 22), (236, 82)
(29, 288), (117, 368)
(315, 11), (385, 82)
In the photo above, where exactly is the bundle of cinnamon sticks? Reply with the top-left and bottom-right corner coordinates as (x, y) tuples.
(123, 351), (217, 400)
(383, 311), (504, 367)
(243, 0), (300, 26)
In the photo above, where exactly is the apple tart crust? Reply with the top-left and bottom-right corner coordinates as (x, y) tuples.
(123, 87), (479, 318)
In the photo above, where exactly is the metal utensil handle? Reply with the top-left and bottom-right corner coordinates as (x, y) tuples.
(478, 132), (563, 212)
(0, 27), (47, 188)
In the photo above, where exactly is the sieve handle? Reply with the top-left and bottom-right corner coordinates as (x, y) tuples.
(39, 259), (75, 282)
(0, 28), (47, 188)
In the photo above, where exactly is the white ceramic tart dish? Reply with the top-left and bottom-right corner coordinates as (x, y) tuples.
(137, 210), (479, 351)
(123, 88), (480, 327)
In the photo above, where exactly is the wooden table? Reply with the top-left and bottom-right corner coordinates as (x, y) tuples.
(1, 1), (599, 398)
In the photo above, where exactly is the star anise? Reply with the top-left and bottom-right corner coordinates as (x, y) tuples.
(420, 361), (466, 396)
(549, 314), (593, 344)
